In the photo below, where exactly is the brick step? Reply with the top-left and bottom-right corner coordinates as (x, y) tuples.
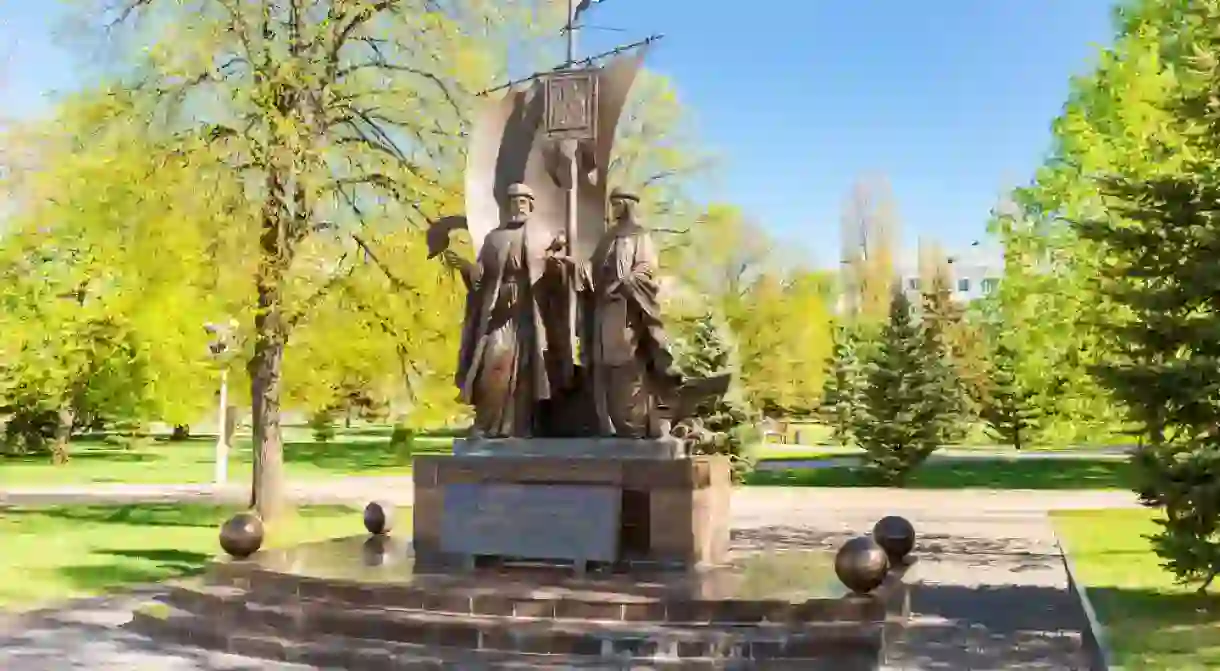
(153, 589), (884, 661)
(129, 603), (880, 670)
(198, 568), (890, 625)
(167, 590), (883, 657)
(170, 578), (888, 628)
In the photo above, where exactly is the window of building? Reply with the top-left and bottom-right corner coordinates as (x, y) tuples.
(981, 278), (999, 294)
(907, 278), (919, 290)
(957, 278), (970, 293)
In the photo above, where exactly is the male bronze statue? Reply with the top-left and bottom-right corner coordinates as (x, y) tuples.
(453, 183), (574, 438)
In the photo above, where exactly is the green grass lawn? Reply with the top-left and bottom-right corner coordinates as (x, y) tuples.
(1054, 508), (1220, 670)
(762, 422), (1136, 451)
(0, 426), (453, 486)
(746, 457), (1134, 489)
(0, 502), (384, 609)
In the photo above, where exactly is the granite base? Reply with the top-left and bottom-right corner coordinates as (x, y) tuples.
(412, 453), (732, 568)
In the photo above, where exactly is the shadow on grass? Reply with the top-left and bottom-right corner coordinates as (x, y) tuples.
(312, 426), (467, 438)
(1083, 586), (1220, 668)
(0, 450), (162, 465)
(1, 503), (229, 528)
(744, 458), (1134, 489)
(283, 437), (452, 473)
(57, 548), (213, 593)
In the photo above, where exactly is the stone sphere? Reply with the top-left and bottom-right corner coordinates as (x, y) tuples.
(219, 512), (264, 559)
(872, 515), (916, 564)
(363, 501), (394, 535)
(834, 535), (890, 594)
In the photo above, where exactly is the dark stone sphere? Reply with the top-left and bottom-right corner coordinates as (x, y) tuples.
(872, 515), (916, 564)
(362, 535), (396, 567)
(363, 501), (394, 535)
(219, 512), (264, 559)
(834, 535), (890, 594)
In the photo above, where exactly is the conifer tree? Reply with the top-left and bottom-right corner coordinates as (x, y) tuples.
(980, 341), (1040, 451)
(669, 310), (758, 481)
(852, 289), (946, 484)
(1072, 1), (1220, 592)
(820, 323), (865, 447)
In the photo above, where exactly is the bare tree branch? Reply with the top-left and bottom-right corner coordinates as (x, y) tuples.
(328, 1), (398, 72)
(107, 0), (155, 29)
(339, 36), (464, 119)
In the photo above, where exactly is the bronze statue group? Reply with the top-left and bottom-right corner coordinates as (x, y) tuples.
(433, 186), (698, 441)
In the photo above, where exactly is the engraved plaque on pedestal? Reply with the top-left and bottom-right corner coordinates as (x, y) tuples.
(440, 483), (620, 562)
(543, 69), (599, 142)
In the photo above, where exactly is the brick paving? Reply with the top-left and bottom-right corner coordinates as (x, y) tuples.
(0, 486), (1102, 669)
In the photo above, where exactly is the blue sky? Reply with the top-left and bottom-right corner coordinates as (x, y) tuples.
(2, 1), (1116, 267)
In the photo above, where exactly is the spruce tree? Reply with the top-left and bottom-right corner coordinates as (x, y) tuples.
(1072, 8), (1220, 592)
(852, 289), (946, 484)
(980, 341), (1040, 451)
(820, 323), (866, 447)
(669, 311), (759, 481)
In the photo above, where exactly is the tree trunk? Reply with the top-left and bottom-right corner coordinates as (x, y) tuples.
(249, 332), (286, 521)
(224, 405), (239, 447)
(248, 171), (291, 522)
(170, 424), (191, 441)
(51, 404), (74, 465)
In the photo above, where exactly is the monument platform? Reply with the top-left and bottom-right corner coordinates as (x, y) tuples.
(412, 442), (731, 570)
(130, 535), (916, 669)
(451, 435), (687, 459)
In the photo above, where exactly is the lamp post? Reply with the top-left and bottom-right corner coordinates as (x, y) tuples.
(204, 319), (239, 487)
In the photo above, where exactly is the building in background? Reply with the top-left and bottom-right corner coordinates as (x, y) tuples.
(895, 244), (1003, 304)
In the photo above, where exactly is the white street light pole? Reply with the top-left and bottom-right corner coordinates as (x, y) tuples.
(205, 318), (239, 488)
(215, 368), (229, 486)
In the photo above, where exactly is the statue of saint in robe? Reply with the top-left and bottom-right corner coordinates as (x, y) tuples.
(581, 188), (682, 438)
(454, 183), (572, 437)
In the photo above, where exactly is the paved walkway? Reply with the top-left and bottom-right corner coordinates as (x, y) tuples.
(756, 444), (1132, 471)
(0, 484), (1114, 669)
(0, 476), (1140, 511)
(0, 477), (419, 507)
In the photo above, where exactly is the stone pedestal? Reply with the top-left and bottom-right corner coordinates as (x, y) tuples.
(412, 442), (731, 568)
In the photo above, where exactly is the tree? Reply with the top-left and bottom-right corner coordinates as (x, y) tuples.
(839, 175), (899, 325)
(609, 70), (714, 224)
(1067, 0), (1220, 593)
(664, 203), (774, 314)
(919, 269), (970, 443)
(980, 340), (1041, 451)
(731, 270), (834, 416)
(1074, 2), (1220, 592)
(97, 0), (547, 520)
(987, 0), (1212, 444)
(0, 89), (234, 460)
(283, 226), (467, 430)
(852, 289), (956, 484)
(820, 323), (866, 447)
(668, 309), (759, 482)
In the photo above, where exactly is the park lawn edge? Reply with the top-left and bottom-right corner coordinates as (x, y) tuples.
(0, 502), (402, 611)
(1052, 508), (1220, 669)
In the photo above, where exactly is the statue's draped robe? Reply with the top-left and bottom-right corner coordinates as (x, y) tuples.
(457, 223), (566, 437)
(584, 220), (676, 437)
